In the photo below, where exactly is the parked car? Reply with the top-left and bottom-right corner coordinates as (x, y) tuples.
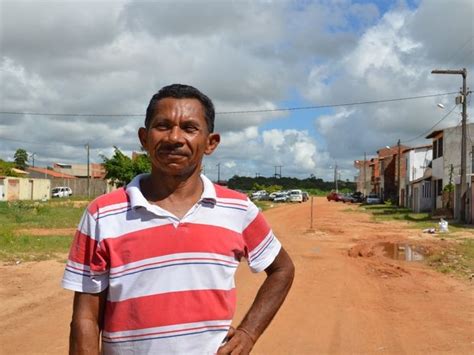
(52, 186), (72, 198)
(327, 191), (343, 202)
(365, 193), (382, 204)
(341, 193), (356, 203)
(251, 190), (268, 201)
(351, 191), (365, 203)
(272, 192), (288, 202)
(287, 189), (303, 203)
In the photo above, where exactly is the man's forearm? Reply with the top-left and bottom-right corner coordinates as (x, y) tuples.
(69, 319), (101, 355)
(238, 249), (295, 342)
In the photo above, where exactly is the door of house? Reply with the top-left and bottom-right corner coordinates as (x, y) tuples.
(7, 179), (20, 201)
(28, 180), (34, 200)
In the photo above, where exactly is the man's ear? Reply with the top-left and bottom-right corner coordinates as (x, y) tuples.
(205, 133), (220, 155)
(138, 127), (148, 150)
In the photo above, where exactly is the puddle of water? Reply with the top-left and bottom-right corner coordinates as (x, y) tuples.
(379, 242), (426, 261)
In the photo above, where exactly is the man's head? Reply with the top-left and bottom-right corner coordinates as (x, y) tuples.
(139, 84), (220, 177)
(145, 84), (215, 133)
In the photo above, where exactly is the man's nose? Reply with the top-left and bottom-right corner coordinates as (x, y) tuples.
(168, 126), (184, 143)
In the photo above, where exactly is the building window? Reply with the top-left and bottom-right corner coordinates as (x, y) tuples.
(438, 137), (443, 158)
(437, 179), (443, 196)
(433, 140), (438, 159)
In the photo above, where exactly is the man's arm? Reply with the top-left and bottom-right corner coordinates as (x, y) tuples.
(69, 290), (107, 355)
(218, 247), (295, 354)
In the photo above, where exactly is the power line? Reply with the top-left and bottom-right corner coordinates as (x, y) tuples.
(0, 92), (459, 117)
(401, 105), (458, 144)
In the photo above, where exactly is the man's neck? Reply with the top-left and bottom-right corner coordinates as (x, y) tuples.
(140, 167), (204, 208)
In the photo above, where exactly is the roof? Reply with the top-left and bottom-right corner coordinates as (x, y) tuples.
(11, 168), (29, 175)
(27, 167), (77, 179)
(402, 144), (432, 153)
(426, 129), (443, 139)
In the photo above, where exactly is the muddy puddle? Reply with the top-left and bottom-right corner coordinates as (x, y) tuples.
(379, 242), (428, 262)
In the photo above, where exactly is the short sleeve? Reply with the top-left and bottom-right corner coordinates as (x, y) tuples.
(242, 200), (281, 273)
(61, 207), (109, 293)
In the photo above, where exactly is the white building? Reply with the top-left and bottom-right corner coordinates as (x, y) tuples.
(404, 145), (432, 212)
(426, 123), (474, 221)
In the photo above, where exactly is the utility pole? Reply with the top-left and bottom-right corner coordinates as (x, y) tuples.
(334, 163), (338, 192)
(432, 68), (469, 222)
(274, 165), (283, 178)
(216, 163), (221, 183)
(397, 139), (401, 206)
(363, 152), (367, 196)
(30, 152), (36, 168)
(85, 143), (90, 198)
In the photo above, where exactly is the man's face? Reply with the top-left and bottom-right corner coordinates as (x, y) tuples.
(138, 98), (220, 177)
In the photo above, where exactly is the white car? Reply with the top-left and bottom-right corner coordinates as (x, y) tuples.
(287, 189), (303, 203)
(52, 186), (72, 198)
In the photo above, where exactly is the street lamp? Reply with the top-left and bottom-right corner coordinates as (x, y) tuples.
(432, 68), (469, 222)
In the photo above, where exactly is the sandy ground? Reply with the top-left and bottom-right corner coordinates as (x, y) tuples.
(1, 197), (473, 354)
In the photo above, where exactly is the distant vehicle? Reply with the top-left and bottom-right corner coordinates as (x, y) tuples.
(302, 191), (309, 202)
(251, 190), (268, 201)
(272, 192), (288, 202)
(287, 189), (303, 203)
(351, 191), (365, 203)
(327, 191), (343, 202)
(365, 193), (382, 204)
(52, 186), (72, 198)
(341, 193), (356, 203)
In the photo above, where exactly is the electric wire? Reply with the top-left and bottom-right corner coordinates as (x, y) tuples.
(0, 92), (459, 117)
(401, 105), (458, 144)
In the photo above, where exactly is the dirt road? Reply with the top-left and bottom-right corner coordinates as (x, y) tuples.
(1, 198), (473, 354)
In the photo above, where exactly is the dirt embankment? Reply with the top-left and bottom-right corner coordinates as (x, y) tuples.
(1, 198), (473, 354)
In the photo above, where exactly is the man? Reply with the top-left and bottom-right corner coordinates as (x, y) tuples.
(62, 84), (294, 354)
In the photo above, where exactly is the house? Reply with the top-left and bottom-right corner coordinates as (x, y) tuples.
(52, 163), (106, 179)
(0, 176), (51, 201)
(403, 145), (433, 212)
(426, 123), (474, 221)
(353, 159), (372, 195)
(374, 145), (409, 203)
(369, 157), (380, 196)
(27, 166), (114, 197)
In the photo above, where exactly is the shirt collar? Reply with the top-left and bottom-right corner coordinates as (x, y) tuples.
(126, 173), (217, 211)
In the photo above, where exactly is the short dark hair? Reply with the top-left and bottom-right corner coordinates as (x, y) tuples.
(145, 84), (215, 133)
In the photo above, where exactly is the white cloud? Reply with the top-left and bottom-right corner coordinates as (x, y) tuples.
(0, 0), (472, 181)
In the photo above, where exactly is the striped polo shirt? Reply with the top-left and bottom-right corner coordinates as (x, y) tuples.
(62, 174), (281, 354)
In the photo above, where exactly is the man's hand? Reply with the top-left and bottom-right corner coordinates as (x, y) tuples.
(217, 326), (255, 355)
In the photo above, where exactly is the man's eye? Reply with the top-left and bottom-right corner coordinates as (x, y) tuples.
(154, 123), (169, 130)
(184, 125), (198, 133)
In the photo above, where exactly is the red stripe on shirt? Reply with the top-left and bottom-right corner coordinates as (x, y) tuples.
(102, 223), (246, 268)
(242, 212), (271, 252)
(103, 288), (236, 332)
(68, 231), (108, 272)
(87, 188), (129, 215)
(213, 184), (248, 200)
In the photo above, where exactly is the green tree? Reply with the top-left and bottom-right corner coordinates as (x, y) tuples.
(0, 159), (20, 176)
(102, 147), (151, 187)
(13, 148), (28, 170)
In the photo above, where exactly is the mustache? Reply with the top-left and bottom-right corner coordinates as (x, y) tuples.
(156, 144), (188, 155)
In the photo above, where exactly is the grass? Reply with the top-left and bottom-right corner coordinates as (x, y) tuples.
(360, 204), (470, 232)
(0, 201), (83, 262)
(0, 230), (73, 262)
(426, 239), (474, 278)
(0, 200), (84, 229)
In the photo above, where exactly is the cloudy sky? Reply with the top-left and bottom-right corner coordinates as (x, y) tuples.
(0, 0), (472, 181)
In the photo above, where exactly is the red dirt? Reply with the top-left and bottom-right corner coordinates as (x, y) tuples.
(1, 197), (473, 354)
